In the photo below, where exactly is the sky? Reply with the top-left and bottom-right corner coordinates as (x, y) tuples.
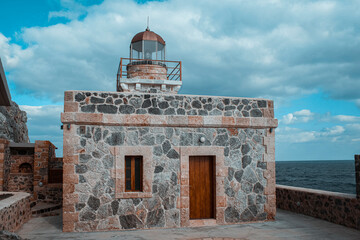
(0, 0), (359, 160)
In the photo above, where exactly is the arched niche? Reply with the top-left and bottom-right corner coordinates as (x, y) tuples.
(19, 163), (32, 173)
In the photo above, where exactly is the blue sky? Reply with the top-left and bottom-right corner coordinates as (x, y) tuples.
(0, 0), (359, 160)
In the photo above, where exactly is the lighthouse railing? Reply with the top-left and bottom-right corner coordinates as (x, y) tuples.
(117, 58), (182, 84)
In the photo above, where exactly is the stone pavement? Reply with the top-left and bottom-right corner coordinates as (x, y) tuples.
(17, 209), (360, 240)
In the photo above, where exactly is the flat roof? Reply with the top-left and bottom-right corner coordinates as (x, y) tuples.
(9, 142), (35, 149)
(0, 58), (11, 106)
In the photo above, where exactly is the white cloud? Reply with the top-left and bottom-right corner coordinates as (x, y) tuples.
(294, 109), (312, 116)
(20, 105), (63, 155)
(0, 34), (33, 68)
(346, 123), (360, 131)
(333, 115), (360, 122)
(282, 113), (295, 124)
(0, 0), (360, 104)
(277, 125), (346, 143)
(281, 109), (314, 124)
(48, 0), (89, 21)
(321, 125), (345, 136)
(20, 105), (63, 118)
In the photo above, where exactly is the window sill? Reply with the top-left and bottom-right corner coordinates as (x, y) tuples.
(116, 192), (152, 199)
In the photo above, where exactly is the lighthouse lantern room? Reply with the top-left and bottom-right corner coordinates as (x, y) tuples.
(117, 27), (182, 93)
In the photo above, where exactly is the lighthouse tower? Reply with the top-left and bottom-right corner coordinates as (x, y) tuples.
(117, 27), (182, 93)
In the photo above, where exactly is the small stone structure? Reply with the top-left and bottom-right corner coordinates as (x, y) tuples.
(0, 139), (63, 206)
(0, 192), (31, 232)
(61, 91), (277, 232)
(61, 28), (277, 232)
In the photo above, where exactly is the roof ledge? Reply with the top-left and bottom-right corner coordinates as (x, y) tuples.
(0, 58), (11, 106)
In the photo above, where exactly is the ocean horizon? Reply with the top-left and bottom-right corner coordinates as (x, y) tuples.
(276, 160), (356, 195)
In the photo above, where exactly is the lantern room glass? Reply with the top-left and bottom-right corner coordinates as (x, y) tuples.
(130, 40), (165, 61)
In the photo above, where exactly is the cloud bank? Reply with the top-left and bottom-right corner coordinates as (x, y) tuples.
(1, 0), (360, 159)
(1, 0), (360, 105)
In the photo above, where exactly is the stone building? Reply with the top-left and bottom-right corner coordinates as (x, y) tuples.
(61, 28), (278, 232)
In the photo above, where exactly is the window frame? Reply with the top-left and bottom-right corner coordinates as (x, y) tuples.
(125, 156), (143, 192)
(113, 146), (153, 199)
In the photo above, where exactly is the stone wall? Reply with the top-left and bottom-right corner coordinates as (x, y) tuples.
(8, 174), (33, 193)
(0, 101), (29, 143)
(9, 149), (34, 174)
(276, 185), (360, 230)
(68, 91), (274, 119)
(33, 141), (61, 204)
(0, 192), (31, 232)
(41, 184), (62, 204)
(0, 139), (10, 191)
(127, 64), (167, 80)
(62, 91), (277, 232)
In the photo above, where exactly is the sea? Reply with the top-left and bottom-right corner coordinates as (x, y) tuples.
(276, 160), (356, 195)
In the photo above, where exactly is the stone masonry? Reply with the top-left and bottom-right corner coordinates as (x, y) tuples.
(0, 140), (63, 205)
(62, 91), (277, 232)
(276, 185), (360, 230)
(127, 64), (167, 80)
(0, 192), (31, 232)
(0, 139), (10, 191)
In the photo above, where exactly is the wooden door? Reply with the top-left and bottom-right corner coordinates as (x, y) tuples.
(189, 156), (215, 219)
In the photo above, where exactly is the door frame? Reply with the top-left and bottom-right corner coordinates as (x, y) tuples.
(179, 146), (226, 227)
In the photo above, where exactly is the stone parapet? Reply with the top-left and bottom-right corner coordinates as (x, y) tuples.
(63, 91), (275, 119)
(276, 184), (360, 230)
(0, 192), (31, 232)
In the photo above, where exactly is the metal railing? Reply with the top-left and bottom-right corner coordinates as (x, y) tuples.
(116, 57), (182, 86)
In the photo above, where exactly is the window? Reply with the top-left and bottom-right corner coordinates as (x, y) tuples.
(125, 156), (143, 192)
(114, 146), (152, 199)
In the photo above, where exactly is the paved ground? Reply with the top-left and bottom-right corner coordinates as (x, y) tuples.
(17, 209), (360, 240)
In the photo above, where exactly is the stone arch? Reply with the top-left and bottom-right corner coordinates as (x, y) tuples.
(19, 163), (32, 173)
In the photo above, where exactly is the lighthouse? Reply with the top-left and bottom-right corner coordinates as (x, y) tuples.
(117, 27), (182, 93)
